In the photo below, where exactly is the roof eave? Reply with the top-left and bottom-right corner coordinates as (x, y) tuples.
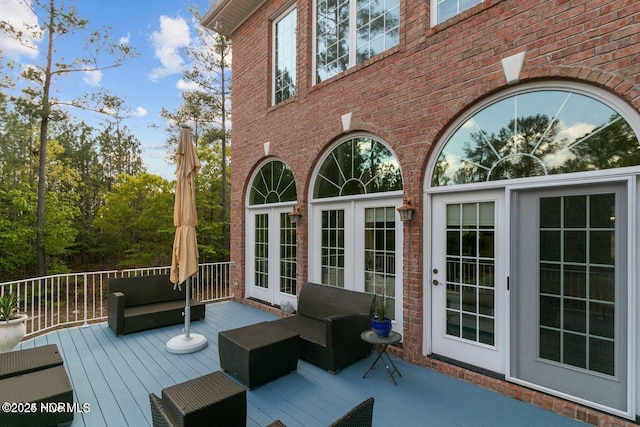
(200, 0), (268, 39)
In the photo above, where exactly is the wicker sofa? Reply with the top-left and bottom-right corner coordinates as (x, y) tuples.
(270, 282), (374, 373)
(107, 274), (205, 336)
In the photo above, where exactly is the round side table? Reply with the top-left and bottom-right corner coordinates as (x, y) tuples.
(360, 330), (402, 385)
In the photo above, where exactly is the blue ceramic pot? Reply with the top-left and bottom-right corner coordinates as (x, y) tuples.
(371, 318), (391, 338)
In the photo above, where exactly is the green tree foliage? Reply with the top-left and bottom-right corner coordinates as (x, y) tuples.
(0, 3), (234, 281)
(194, 138), (231, 262)
(42, 139), (80, 274)
(94, 173), (174, 269)
(0, 0), (137, 275)
(0, 94), (81, 280)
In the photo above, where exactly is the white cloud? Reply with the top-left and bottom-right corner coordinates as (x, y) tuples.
(132, 106), (147, 117)
(119, 33), (131, 45)
(149, 16), (191, 81)
(556, 121), (596, 144)
(0, 0), (42, 59)
(176, 78), (200, 91)
(82, 68), (103, 86)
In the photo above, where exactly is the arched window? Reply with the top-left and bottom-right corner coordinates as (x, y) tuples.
(249, 160), (297, 204)
(432, 90), (640, 186)
(314, 136), (403, 198)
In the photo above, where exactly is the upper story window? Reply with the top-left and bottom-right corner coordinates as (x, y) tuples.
(273, 6), (297, 104)
(315, 0), (400, 84)
(432, 0), (482, 26)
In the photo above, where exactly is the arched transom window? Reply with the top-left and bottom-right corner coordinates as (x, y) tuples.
(249, 160), (297, 205)
(432, 90), (640, 186)
(314, 136), (403, 198)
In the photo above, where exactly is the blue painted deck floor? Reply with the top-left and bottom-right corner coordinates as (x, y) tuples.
(15, 301), (584, 426)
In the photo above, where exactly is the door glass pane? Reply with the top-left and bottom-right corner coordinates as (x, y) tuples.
(321, 210), (345, 287)
(364, 207), (395, 319)
(280, 213), (297, 296)
(255, 214), (269, 288)
(538, 194), (615, 375)
(445, 202), (495, 345)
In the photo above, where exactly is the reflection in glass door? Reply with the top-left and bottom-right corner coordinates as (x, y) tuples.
(538, 194), (616, 375)
(364, 207), (396, 320)
(445, 202), (495, 345)
(254, 213), (269, 290)
(280, 212), (297, 295)
(512, 184), (627, 412)
(321, 209), (345, 287)
(248, 208), (297, 307)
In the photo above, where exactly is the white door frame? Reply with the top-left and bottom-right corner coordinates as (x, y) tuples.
(309, 195), (404, 334)
(424, 170), (638, 420)
(245, 204), (298, 308)
(429, 189), (507, 374)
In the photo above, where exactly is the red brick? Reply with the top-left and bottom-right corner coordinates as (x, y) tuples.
(224, 1), (640, 425)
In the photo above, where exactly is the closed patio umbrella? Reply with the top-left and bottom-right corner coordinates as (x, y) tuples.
(166, 126), (208, 354)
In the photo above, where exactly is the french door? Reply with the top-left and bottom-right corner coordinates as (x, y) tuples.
(246, 207), (297, 308)
(311, 198), (403, 333)
(431, 190), (506, 373)
(511, 183), (628, 412)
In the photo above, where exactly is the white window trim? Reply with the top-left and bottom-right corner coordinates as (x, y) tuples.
(430, 0), (484, 27)
(312, 0), (395, 85)
(272, 3), (297, 105)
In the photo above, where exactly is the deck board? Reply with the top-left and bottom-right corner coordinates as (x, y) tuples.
(13, 300), (584, 427)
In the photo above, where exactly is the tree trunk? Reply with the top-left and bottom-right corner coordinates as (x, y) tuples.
(36, 0), (56, 276)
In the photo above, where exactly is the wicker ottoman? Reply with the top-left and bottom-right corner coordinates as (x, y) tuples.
(0, 344), (73, 427)
(0, 365), (74, 427)
(0, 344), (63, 379)
(159, 371), (246, 427)
(219, 322), (299, 389)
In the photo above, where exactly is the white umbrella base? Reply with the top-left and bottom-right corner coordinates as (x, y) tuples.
(166, 333), (208, 354)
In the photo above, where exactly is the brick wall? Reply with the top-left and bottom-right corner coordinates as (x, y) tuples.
(227, 0), (640, 424)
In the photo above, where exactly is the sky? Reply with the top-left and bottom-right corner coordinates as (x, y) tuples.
(0, 0), (214, 179)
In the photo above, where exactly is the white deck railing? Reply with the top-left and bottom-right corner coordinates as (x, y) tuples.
(0, 262), (233, 338)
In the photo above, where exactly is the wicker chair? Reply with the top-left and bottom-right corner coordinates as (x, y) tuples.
(267, 397), (374, 427)
(149, 393), (179, 427)
(148, 371), (246, 427)
(330, 397), (375, 427)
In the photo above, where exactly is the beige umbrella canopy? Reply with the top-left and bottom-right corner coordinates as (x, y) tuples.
(166, 126), (207, 354)
(170, 126), (201, 286)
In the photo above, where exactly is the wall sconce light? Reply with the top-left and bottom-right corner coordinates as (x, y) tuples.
(397, 197), (415, 222)
(288, 205), (303, 224)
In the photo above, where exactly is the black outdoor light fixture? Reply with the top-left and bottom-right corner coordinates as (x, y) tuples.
(397, 197), (415, 222)
(288, 205), (303, 224)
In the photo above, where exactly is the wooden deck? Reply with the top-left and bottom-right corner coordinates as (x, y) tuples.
(16, 301), (584, 426)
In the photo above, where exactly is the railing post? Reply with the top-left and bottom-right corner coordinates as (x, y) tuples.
(82, 272), (89, 328)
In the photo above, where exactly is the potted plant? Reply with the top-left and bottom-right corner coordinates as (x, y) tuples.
(0, 293), (28, 353)
(371, 297), (392, 338)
